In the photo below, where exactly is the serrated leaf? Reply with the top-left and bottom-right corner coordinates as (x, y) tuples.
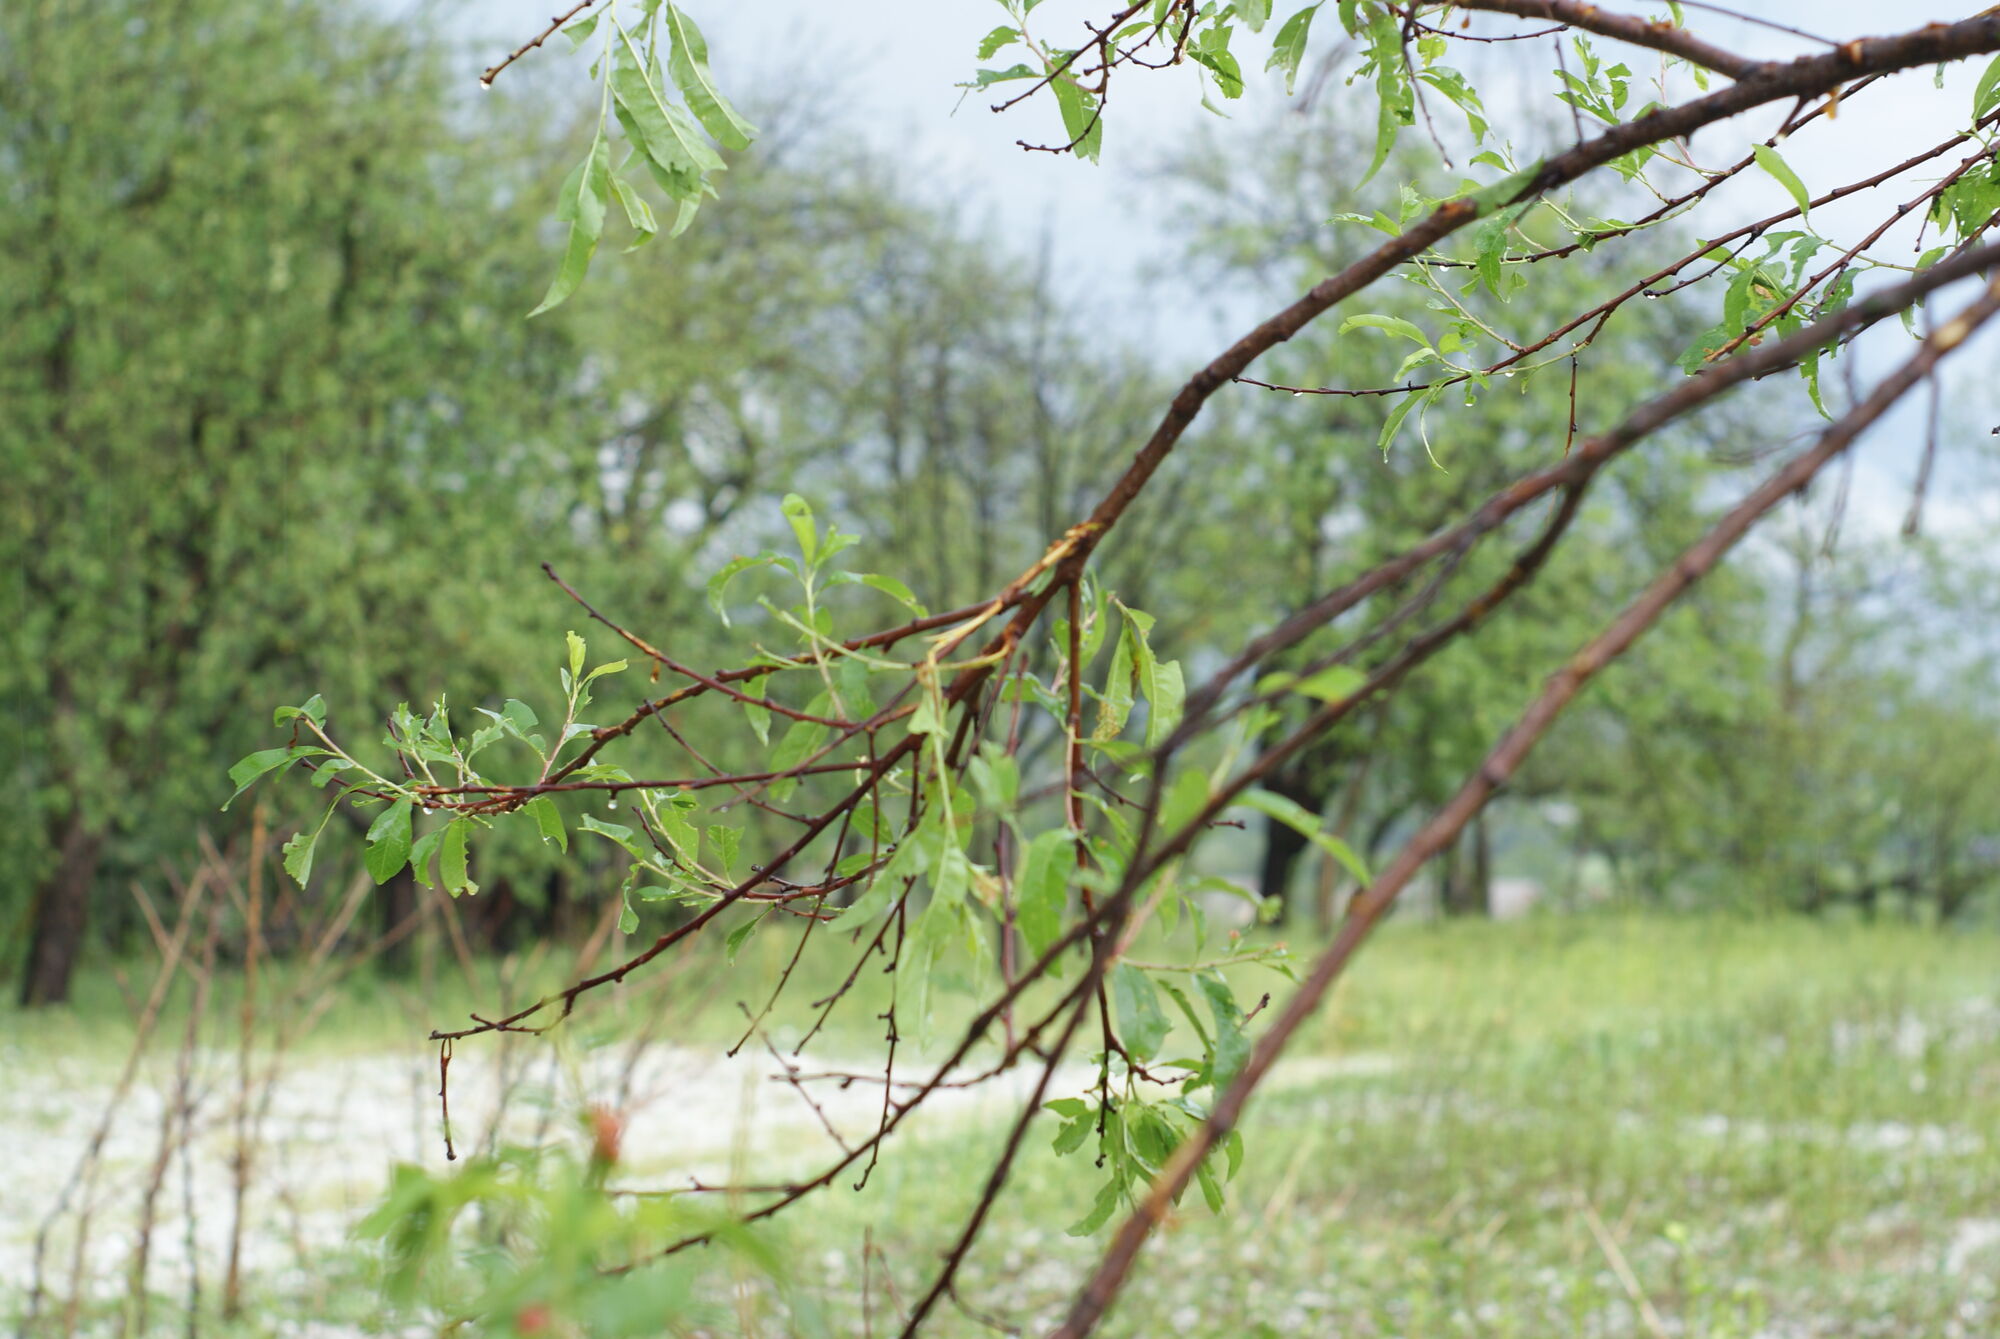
(526, 795), (567, 852)
(283, 805), (335, 889)
(440, 819), (476, 897)
(977, 24), (1018, 59)
(365, 799), (414, 885)
(408, 824), (446, 889)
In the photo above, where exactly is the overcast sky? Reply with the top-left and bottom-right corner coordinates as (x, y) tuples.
(464, 0), (2000, 537)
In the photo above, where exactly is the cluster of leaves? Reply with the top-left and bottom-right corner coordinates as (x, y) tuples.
(238, 485), (1377, 1272)
(227, 635), (628, 900)
(361, 1118), (780, 1335)
(525, 0), (757, 314)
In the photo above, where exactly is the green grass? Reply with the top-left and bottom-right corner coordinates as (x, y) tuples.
(9, 913), (1998, 1336)
(767, 914), (2000, 1337)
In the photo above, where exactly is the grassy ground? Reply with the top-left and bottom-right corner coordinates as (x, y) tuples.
(8, 913), (1998, 1336)
(774, 915), (2000, 1337)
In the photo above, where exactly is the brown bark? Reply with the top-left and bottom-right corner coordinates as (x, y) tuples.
(18, 814), (101, 1007)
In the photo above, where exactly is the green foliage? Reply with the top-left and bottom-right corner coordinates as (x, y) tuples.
(360, 1140), (782, 1334)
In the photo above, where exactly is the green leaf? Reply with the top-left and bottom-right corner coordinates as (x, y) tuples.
(780, 493), (818, 563)
(1266, 4), (1319, 94)
(968, 745), (1020, 812)
(223, 746), (321, 810)
(770, 714), (830, 776)
(1067, 1177), (1122, 1236)
(1235, 789), (1371, 885)
(1292, 664), (1366, 702)
(561, 11), (601, 48)
(909, 692), (949, 738)
(567, 630), (587, 679)
(528, 126), (611, 317)
(440, 819), (477, 897)
(1978, 54), (2000, 121)
(1093, 619), (1136, 742)
(1339, 313), (1430, 346)
(365, 799), (414, 885)
(708, 823), (740, 878)
(609, 172), (658, 250)
(579, 813), (644, 858)
(664, 5), (757, 150)
(1196, 1155), (1225, 1212)
(1376, 384), (1442, 456)
(1159, 767), (1212, 839)
(272, 694), (326, 728)
(706, 553), (777, 625)
(741, 677), (771, 744)
(724, 909), (768, 963)
(827, 875), (898, 932)
(1753, 144), (1812, 222)
(1016, 828), (1076, 958)
(408, 824), (446, 889)
(282, 804), (336, 889)
(1139, 652), (1184, 750)
(610, 27), (725, 182)
(526, 796), (567, 852)
(1197, 972), (1250, 1091)
(977, 25), (1018, 59)
(1113, 964), (1172, 1061)
(852, 572), (926, 615)
(1050, 76), (1105, 163)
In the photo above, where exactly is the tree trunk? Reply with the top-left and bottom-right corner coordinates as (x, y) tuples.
(1440, 812), (1492, 917)
(376, 867), (419, 972)
(19, 814), (101, 1006)
(1256, 773), (1328, 925)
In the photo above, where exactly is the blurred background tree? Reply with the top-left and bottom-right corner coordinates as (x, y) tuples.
(8, 0), (2000, 1006)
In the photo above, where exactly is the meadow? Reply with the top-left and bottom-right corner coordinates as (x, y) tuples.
(7, 913), (1996, 1337)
